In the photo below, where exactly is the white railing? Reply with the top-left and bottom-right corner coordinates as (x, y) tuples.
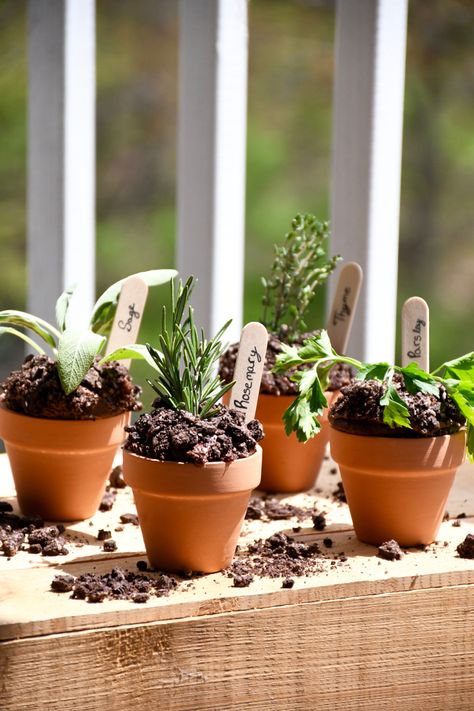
(26, 0), (408, 360)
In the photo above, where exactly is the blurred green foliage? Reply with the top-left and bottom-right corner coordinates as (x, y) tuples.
(0, 0), (472, 411)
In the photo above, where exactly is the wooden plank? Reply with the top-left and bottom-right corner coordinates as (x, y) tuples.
(330, 0), (408, 362)
(27, 0), (95, 330)
(2, 585), (474, 710)
(176, 0), (248, 342)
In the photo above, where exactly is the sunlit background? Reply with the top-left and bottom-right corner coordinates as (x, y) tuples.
(0, 0), (473, 406)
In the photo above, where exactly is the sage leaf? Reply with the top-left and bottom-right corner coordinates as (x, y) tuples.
(0, 326), (45, 354)
(55, 284), (77, 333)
(90, 269), (177, 334)
(57, 329), (106, 394)
(0, 310), (59, 348)
(100, 344), (160, 372)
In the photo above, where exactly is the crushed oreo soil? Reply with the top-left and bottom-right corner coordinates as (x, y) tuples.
(0, 513), (69, 557)
(124, 400), (264, 465)
(245, 496), (318, 522)
(329, 375), (465, 437)
(99, 491), (116, 512)
(109, 465), (126, 489)
(0, 354), (142, 419)
(456, 534), (474, 559)
(227, 532), (326, 587)
(51, 567), (178, 603)
(378, 540), (404, 561)
(332, 481), (346, 503)
(219, 330), (355, 396)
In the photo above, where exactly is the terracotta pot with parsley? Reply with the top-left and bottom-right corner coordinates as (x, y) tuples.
(275, 331), (472, 546)
(219, 214), (351, 493)
(0, 270), (175, 521)
(116, 277), (264, 574)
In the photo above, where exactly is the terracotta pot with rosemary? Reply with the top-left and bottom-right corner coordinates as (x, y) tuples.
(0, 270), (176, 521)
(114, 277), (264, 574)
(275, 330), (473, 547)
(219, 213), (353, 493)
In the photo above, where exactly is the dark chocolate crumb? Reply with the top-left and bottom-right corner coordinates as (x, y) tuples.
(103, 539), (117, 552)
(456, 512), (467, 519)
(232, 574), (254, 588)
(136, 560), (148, 572)
(282, 578), (294, 589)
(51, 575), (75, 593)
(457, 534), (474, 559)
(312, 513), (326, 531)
(378, 540), (403, 561)
(120, 513), (139, 526)
(99, 491), (116, 512)
(109, 465), (126, 489)
(452, 519), (461, 527)
(97, 529), (112, 541)
(323, 537), (333, 548)
(0, 502), (13, 512)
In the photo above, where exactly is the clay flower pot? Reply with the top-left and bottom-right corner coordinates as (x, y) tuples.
(255, 392), (336, 493)
(123, 446), (262, 573)
(329, 427), (466, 546)
(0, 405), (130, 521)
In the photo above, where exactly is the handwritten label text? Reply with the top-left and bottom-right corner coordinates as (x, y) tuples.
(332, 286), (352, 326)
(118, 303), (141, 333)
(233, 346), (262, 411)
(407, 318), (426, 359)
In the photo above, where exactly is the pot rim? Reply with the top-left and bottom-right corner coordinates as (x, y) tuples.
(123, 444), (262, 496)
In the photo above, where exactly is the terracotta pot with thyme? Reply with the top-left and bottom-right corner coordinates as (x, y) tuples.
(276, 331), (473, 546)
(219, 214), (351, 493)
(114, 277), (264, 574)
(0, 270), (175, 521)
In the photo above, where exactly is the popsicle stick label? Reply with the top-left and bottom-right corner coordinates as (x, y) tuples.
(401, 296), (429, 372)
(105, 275), (149, 367)
(229, 322), (268, 422)
(327, 262), (363, 354)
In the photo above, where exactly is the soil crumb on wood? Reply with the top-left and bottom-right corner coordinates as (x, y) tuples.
(245, 496), (319, 522)
(0, 514), (69, 557)
(456, 534), (474, 559)
(125, 401), (264, 465)
(378, 540), (404, 561)
(227, 532), (325, 587)
(51, 567), (178, 603)
(0, 355), (142, 419)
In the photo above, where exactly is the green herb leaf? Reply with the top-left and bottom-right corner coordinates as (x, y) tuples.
(273, 343), (302, 373)
(283, 397), (321, 443)
(57, 329), (106, 394)
(55, 284), (77, 332)
(356, 362), (391, 382)
(401, 363), (440, 397)
(90, 269), (177, 335)
(298, 330), (334, 360)
(380, 381), (411, 429)
(0, 310), (59, 349)
(0, 326), (46, 354)
(100, 344), (160, 371)
(467, 425), (474, 463)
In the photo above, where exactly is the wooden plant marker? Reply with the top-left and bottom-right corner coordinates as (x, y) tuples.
(104, 275), (149, 368)
(229, 322), (268, 422)
(327, 262), (363, 354)
(401, 296), (429, 371)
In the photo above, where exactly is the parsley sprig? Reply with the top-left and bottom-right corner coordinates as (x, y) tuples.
(273, 330), (474, 459)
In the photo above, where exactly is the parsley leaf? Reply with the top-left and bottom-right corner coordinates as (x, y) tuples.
(380, 372), (411, 429)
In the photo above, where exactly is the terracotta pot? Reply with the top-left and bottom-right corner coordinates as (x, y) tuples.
(254, 392), (336, 493)
(0, 405), (130, 521)
(123, 446), (262, 573)
(329, 427), (466, 546)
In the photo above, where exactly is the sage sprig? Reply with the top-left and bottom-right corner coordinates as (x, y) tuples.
(261, 213), (341, 341)
(273, 329), (474, 459)
(0, 269), (176, 395)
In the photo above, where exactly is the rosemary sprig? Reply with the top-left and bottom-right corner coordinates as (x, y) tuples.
(273, 330), (474, 459)
(146, 277), (234, 418)
(261, 213), (341, 340)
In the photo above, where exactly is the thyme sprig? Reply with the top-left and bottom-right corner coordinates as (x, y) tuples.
(273, 330), (474, 459)
(145, 277), (234, 418)
(261, 213), (341, 341)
